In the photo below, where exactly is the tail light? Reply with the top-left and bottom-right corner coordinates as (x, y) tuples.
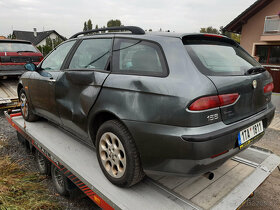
(189, 93), (239, 111)
(264, 82), (274, 93)
(218, 93), (239, 106)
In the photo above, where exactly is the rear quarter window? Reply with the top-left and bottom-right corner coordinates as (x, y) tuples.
(112, 38), (168, 77)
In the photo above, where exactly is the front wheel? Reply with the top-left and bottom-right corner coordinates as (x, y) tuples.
(96, 120), (145, 187)
(19, 89), (39, 122)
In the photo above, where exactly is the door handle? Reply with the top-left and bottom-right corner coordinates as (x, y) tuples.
(48, 79), (56, 83)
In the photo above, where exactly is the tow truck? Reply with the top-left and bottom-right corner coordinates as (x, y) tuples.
(4, 110), (280, 210)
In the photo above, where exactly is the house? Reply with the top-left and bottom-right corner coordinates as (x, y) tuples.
(0, 36), (6, 39)
(223, 0), (280, 92)
(12, 29), (66, 47)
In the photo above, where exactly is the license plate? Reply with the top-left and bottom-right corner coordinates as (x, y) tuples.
(238, 121), (264, 149)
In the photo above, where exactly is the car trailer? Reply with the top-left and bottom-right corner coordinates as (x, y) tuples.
(5, 110), (280, 210)
(0, 80), (19, 109)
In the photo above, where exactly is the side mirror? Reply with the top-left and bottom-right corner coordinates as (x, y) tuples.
(24, 63), (37, 71)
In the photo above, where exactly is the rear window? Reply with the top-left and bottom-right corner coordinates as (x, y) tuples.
(0, 42), (38, 52)
(183, 36), (261, 76)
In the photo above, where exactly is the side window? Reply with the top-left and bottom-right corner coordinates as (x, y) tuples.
(113, 39), (167, 76)
(69, 38), (112, 70)
(41, 41), (75, 71)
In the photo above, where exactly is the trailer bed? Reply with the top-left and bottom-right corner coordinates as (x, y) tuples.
(5, 113), (280, 210)
(0, 80), (18, 108)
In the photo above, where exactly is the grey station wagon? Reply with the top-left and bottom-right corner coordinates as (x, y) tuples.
(18, 26), (275, 187)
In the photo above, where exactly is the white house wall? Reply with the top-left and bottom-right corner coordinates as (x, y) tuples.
(36, 33), (59, 47)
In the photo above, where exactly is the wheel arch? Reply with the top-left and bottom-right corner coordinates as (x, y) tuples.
(88, 110), (123, 146)
(17, 83), (23, 97)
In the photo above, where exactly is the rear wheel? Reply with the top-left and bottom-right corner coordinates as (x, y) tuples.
(96, 120), (145, 187)
(19, 89), (39, 122)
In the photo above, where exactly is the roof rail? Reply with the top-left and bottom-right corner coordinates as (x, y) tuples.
(70, 26), (145, 39)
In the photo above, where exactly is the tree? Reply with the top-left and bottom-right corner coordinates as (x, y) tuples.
(37, 37), (64, 56)
(107, 19), (121, 27)
(220, 26), (241, 43)
(83, 21), (87, 31)
(87, 19), (93, 30)
(83, 19), (93, 31)
(95, 24), (98, 29)
(7, 34), (15, 39)
(200, 26), (219, 34)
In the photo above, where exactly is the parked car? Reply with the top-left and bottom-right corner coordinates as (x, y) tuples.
(0, 39), (43, 78)
(18, 26), (275, 187)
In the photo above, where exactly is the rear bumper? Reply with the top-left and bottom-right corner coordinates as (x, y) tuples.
(123, 103), (275, 176)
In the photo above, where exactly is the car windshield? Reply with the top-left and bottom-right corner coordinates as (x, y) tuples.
(0, 42), (38, 52)
(184, 37), (261, 76)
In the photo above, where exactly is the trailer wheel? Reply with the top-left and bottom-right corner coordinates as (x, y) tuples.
(35, 150), (51, 176)
(16, 132), (32, 152)
(19, 89), (39, 122)
(51, 165), (69, 196)
(16, 131), (25, 145)
(96, 120), (145, 187)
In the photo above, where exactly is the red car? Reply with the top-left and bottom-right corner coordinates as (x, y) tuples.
(0, 39), (43, 77)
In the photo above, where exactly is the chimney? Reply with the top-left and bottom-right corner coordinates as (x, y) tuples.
(33, 28), (37, 37)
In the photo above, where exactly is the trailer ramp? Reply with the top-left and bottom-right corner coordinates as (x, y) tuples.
(6, 113), (280, 210)
(0, 80), (18, 109)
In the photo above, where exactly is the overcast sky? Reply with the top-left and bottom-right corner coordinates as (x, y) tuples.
(0, 0), (256, 38)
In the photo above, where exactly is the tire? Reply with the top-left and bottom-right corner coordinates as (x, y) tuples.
(35, 150), (51, 176)
(96, 120), (145, 187)
(51, 165), (69, 196)
(16, 131), (31, 152)
(16, 131), (25, 145)
(19, 89), (39, 122)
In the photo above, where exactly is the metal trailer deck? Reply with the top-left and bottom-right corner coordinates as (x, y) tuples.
(5, 112), (280, 210)
(0, 80), (18, 109)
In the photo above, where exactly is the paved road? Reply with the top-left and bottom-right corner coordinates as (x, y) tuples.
(272, 93), (280, 113)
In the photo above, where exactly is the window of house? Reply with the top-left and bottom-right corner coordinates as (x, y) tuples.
(269, 45), (280, 64)
(255, 45), (280, 65)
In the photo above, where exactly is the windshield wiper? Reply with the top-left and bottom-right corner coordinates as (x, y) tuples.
(245, 66), (266, 75)
(17, 50), (36, 53)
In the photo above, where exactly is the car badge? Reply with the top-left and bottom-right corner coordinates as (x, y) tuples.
(252, 80), (257, 89)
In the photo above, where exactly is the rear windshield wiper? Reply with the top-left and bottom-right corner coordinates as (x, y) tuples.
(17, 50), (36, 53)
(245, 66), (266, 75)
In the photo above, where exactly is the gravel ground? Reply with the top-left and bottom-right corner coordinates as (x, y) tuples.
(0, 109), (279, 209)
(241, 113), (280, 210)
(0, 110), (98, 210)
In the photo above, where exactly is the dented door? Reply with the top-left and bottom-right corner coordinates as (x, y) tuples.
(55, 70), (109, 140)
(55, 38), (113, 143)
